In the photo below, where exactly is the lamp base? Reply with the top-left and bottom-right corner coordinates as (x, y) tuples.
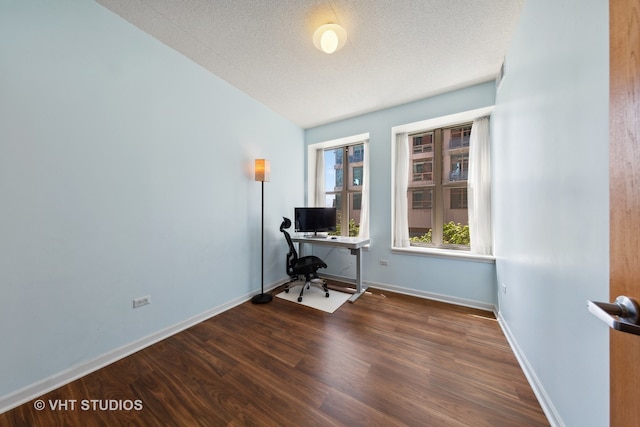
(251, 293), (273, 304)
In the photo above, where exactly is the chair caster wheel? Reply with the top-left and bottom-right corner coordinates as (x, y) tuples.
(284, 289), (289, 293)
(298, 297), (303, 302)
(325, 293), (330, 297)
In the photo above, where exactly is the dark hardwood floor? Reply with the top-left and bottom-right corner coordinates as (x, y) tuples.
(0, 285), (549, 426)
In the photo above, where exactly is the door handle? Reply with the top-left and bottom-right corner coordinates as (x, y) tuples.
(587, 295), (640, 336)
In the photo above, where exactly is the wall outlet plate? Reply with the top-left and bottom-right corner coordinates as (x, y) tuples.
(133, 295), (151, 308)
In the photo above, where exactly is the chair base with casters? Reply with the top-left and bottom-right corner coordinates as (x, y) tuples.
(284, 275), (329, 302)
(279, 217), (329, 303)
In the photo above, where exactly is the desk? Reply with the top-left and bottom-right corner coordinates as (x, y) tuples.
(290, 235), (370, 302)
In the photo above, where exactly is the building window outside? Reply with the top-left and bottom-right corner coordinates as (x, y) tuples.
(352, 166), (363, 186)
(411, 189), (432, 209)
(450, 188), (468, 209)
(408, 124), (471, 249)
(412, 133), (433, 154)
(324, 144), (364, 236)
(335, 169), (343, 188)
(449, 126), (471, 149)
(412, 159), (433, 182)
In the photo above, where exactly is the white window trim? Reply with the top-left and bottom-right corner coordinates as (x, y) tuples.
(392, 246), (495, 263)
(307, 133), (370, 237)
(307, 132), (369, 206)
(391, 106), (494, 262)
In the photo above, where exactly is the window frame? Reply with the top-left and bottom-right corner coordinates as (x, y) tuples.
(407, 124), (472, 250)
(391, 107), (495, 263)
(324, 144), (364, 235)
(307, 133), (370, 238)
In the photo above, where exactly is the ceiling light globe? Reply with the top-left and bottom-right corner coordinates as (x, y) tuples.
(320, 30), (339, 54)
(313, 23), (347, 54)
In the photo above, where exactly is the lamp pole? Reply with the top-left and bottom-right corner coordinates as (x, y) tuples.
(252, 160), (272, 304)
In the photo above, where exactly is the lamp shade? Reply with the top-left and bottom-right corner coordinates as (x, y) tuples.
(255, 159), (270, 182)
(313, 23), (347, 54)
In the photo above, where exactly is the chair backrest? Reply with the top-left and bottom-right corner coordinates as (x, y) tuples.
(279, 217), (298, 277)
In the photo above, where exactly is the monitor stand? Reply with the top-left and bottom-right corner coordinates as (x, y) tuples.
(304, 231), (327, 238)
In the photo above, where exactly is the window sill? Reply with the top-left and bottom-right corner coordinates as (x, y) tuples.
(391, 246), (495, 263)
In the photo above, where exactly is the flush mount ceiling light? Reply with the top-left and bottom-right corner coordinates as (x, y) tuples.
(313, 23), (347, 54)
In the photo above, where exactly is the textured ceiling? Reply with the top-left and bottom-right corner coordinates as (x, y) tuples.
(95, 0), (524, 129)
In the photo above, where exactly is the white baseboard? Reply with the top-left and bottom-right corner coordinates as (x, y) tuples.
(324, 273), (497, 312)
(496, 311), (563, 427)
(0, 280), (287, 415)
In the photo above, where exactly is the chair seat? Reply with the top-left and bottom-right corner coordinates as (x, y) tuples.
(292, 255), (327, 275)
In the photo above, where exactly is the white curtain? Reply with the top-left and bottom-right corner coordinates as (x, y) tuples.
(358, 140), (370, 239)
(314, 148), (325, 207)
(394, 133), (410, 247)
(467, 117), (492, 255)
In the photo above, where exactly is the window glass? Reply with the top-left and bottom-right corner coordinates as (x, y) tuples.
(411, 189), (432, 209)
(412, 159), (433, 183)
(407, 124), (471, 250)
(324, 143), (365, 236)
(352, 166), (363, 187)
(412, 133), (433, 153)
(443, 126), (470, 184)
(325, 149), (343, 191)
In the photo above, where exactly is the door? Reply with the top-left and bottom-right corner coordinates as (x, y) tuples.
(609, 0), (640, 425)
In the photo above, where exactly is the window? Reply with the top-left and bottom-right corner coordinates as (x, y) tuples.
(412, 159), (433, 182)
(393, 107), (493, 257)
(450, 188), (467, 209)
(407, 124), (471, 250)
(412, 133), (433, 153)
(352, 166), (363, 186)
(411, 189), (432, 209)
(335, 169), (343, 187)
(448, 126), (471, 149)
(308, 132), (369, 239)
(324, 144), (365, 236)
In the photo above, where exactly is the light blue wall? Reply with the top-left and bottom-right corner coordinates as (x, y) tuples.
(1, 1), (611, 422)
(491, 0), (609, 425)
(0, 1), (303, 398)
(305, 83), (497, 308)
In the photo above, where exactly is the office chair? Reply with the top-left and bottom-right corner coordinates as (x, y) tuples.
(279, 217), (329, 302)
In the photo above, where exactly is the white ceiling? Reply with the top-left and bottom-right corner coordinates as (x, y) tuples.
(95, 0), (524, 129)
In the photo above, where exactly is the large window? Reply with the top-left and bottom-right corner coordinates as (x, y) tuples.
(308, 133), (369, 239)
(324, 144), (364, 236)
(393, 108), (493, 257)
(407, 124), (471, 250)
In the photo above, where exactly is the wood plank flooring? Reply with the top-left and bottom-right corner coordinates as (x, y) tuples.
(0, 286), (549, 426)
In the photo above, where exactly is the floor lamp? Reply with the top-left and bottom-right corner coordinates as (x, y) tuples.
(252, 159), (273, 304)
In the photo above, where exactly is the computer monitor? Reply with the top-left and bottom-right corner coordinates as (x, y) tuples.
(294, 207), (337, 235)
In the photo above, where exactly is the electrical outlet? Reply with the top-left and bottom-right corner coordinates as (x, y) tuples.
(379, 259), (389, 266)
(133, 295), (151, 308)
